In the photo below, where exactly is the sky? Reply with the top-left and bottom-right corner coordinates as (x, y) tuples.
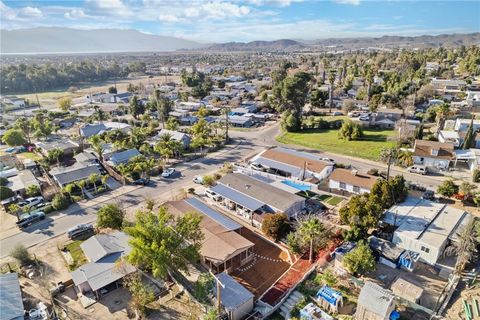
(1, 0), (479, 43)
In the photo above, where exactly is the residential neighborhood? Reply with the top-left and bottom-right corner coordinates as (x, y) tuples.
(1, 2), (480, 320)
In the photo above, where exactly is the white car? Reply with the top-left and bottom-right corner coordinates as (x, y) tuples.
(250, 163), (265, 171)
(321, 157), (335, 164)
(205, 189), (221, 201)
(19, 196), (44, 209)
(359, 115), (369, 121)
(193, 176), (204, 184)
(162, 167), (176, 177)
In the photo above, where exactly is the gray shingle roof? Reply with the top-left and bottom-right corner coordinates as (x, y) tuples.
(80, 123), (106, 138)
(0, 273), (24, 320)
(214, 272), (253, 310)
(71, 231), (135, 292)
(50, 164), (101, 186)
(108, 149), (140, 165)
(216, 173), (304, 212)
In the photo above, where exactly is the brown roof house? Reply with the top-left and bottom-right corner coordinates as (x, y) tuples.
(250, 147), (333, 181)
(413, 139), (454, 171)
(165, 197), (254, 274)
(328, 168), (378, 195)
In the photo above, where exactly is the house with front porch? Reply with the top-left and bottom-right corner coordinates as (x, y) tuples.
(71, 231), (136, 299)
(165, 197), (254, 274)
(328, 168), (378, 195)
(210, 173), (306, 227)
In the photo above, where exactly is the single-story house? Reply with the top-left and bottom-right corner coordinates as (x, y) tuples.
(375, 108), (403, 122)
(175, 101), (204, 111)
(35, 139), (80, 157)
(80, 122), (132, 138)
(0, 273), (25, 320)
(214, 272), (254, 320)
(219, 115), (253, 128)
(156, 129), (191, 149)
(74, 152), (98, 165)
(390, 277), (424, 304)
(439, 130), (480, 149)
(328, 169), (378, 195)
(368, 236), (404, 269)
(107, 149), (140, 166)
(50, 163), (101, 187)
(356, 281), (396, 320)
(165, 198), (254, 274)
(71, 231), (136, 298)
(412, 139), (454, 170)
(383, 196), (469, 266)
(211, 173), (306, 226)
(466, 87), (480, 107)
(7, 170), (40, 195)
(431, 78), (467, 94)
(250, 147), (334, 181)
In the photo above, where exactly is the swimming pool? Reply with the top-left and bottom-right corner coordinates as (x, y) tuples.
(281, 180), (311, 191)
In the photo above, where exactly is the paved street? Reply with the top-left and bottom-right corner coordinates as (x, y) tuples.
(0, 123), (448, 258)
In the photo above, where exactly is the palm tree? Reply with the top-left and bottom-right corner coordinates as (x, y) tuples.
(363, 64), (375, 102)
(298, 217), (329, 263)
(397, 150), (413, 168)
(89, 135), (105, 162)
(101, 174), (109, 189)
(88, 173), (100, 193)
(444, 219), (479, 274)
(154, 133), (182, 164)
(62, 183), (76, 199)
(435, 103), (451, 137)
(76, 179), (87, 199)
(328, 70), (336, 113)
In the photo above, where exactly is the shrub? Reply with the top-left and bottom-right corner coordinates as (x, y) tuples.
(97, 203), (125, 230)
(213, 173), (222, 180)
(43, 205), (54, 214)
(10, 244), (33, 266)
(338, 120), (364, 141)
(261, 213), (291, 241)
(25, 185), (41, 198)
(437, 179), (459, 198)
(202, 175), (215, 187)
(52, 192), (71, 210)
(187, 187), (195, 194)
(342, 242), (376, 276)
(0, 177), (8, 186)
(473, 169), (480, 183)
(0, 186), (14, 200)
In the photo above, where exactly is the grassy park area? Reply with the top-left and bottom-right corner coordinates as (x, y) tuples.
(277, 120), (397, 161)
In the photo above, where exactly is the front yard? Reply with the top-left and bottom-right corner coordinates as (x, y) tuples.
(316, 194), (344, 206)
(64, 240), (87, 271)
(276, 127), (397, 161)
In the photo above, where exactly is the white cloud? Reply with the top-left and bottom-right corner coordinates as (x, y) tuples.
(19, 6), (43, 18)
(158, 14), (181, 22)
(200, 2), (250, 18)
(246, 0), (302, 7)
(64, 9), (87, 20)
(85, 0), (130, 16)
(184, 7), (200, 18)
(333, 0), (361, 5)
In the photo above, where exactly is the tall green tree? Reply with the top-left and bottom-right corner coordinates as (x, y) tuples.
(461, 117), (476, 150)
(342, 242), (376, 275)
(97, 203), (125, 229)
(129, 95), (145, 120)
(125, 206), (203, 279)
(89, 135), (105, 162)
(154, 133), (183, 163)
(288, 217), (330, 263)
(14, 118), (34, 144)
(2, 129), (26, 146)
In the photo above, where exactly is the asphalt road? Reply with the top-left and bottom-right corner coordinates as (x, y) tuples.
(0, 123), (446, 258)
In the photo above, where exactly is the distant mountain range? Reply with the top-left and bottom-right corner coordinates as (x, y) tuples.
(1, 27), (479, 54)
(0, 27), (205, 54)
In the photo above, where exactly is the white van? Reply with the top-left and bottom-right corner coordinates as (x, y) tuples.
(408, 165), (427, 175)
(205, 189), (221, 201)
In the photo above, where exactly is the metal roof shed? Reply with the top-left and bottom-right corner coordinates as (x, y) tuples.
(0, 273), (24, 320)
(210, 184), (265, 212)
(185, 197), (242, 231)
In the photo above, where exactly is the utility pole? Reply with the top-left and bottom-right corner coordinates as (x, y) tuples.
(224, 106), (230, 144)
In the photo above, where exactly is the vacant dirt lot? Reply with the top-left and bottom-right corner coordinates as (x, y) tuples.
(230, 228), (290, 298)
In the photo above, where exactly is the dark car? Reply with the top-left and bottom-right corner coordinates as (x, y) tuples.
(16, 211), (45, 229)
(422, 190), (435, 200)
(133, 178), (150, 186)
(67, 223), (95, 239)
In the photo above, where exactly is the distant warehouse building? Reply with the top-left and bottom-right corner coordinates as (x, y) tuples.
(250, 147), (333, 181)
(210, 173), (306, 227)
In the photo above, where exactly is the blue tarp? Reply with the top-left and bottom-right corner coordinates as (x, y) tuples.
(281, 180), (311, 191)
(398, 250), (420, 271)
(390, 310), (401, 320)
(316, 285), (342, 306)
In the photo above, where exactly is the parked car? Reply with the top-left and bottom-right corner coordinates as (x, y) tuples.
(133, 178), (150, 186)
(422, 190), (435, 200)
(18, 196), (44, 209)
(321, 157), (335, 164)
(16, 211), (45, 229)
(359, 115), (370, 121)
(193, 176), (204, 184)
(162, 168), (176, 177)
(67, 223), (94, 239)
(35, 202), (51, 209)
(250, 163), (265, 171)
(408, 165), (427, 175)
(205, 189), (221, 201)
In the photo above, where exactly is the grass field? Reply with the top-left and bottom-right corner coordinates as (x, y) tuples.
(316, 194), (344, 206)
(277, 125), (397, 161)
(65, 241), (87, 271)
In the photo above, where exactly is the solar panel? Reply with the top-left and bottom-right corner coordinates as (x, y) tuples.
(185, 198), (242, 231)
(210, 184), (265, 212)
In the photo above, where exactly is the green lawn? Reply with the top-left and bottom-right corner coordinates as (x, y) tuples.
(277, 127), (397, 161)
(65, 241), (87, 271)
(326, 196), (344, 206)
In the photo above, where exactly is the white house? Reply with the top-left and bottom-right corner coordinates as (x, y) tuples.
(328, 169), (378, 195)
(383, 197), (469, 266)
(412, 139), (454, 170)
